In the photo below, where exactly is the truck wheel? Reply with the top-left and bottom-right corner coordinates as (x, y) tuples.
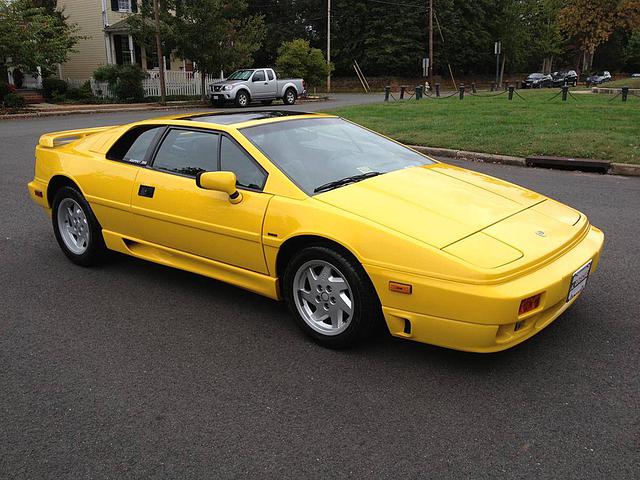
(260, 100), (273, 106)
(282, 88), (297, 105)
(235, 90), (250, 108)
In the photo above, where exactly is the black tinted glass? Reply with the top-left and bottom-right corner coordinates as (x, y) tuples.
(253, 71), (265, 82)
(153, 129), (219, 177)
(220, 136), (267, 190)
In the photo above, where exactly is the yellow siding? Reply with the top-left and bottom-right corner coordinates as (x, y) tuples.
(59, 0), (185, 79)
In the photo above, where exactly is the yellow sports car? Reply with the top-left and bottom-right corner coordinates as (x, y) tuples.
(28, 111), (604, 352)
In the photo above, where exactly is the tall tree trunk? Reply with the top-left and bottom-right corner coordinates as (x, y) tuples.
(499, 53), (506, 87)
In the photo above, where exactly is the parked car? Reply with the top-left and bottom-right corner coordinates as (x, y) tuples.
(585, 71), (612, 86)
(521, 73), (553, 89)
(631, 73), (640, 78)
(209, 68), (306, 107)
(27, 111), (604, 352)
(551, 70), (578, 87)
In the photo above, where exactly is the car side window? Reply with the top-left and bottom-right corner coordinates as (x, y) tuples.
(267, 69), (274, 81)
(153, 129), (219, 177)
(253, 70), (265, 82)
(107, 125), (164, 165)
(220, 136), (267, 190)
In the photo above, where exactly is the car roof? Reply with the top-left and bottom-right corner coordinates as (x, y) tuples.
(151, 110), (337, 129)
(180, 110), (311, 125)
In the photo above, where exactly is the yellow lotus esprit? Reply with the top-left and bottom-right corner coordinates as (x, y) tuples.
(27, 111), (604, 352)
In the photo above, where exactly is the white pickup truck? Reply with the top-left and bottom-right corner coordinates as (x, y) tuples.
(209, 68), (306, 107)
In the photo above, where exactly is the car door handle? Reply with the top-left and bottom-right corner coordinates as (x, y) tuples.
(138, 185), (155, 198)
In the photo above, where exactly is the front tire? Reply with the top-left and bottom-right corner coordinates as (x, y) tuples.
(282, 88), (297, 105)
(283, 246), (381, 348)
(235, 90), (250, 107)
(51, 186), (108, 266)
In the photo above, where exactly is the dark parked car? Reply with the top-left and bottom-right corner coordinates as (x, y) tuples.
(585, 71), (612, 86)
(521, 73), (553, 89)
(551, 70), (578, 87)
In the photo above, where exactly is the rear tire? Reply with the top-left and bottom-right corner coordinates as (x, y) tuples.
(283, 246), (381, 349)
(282, 87), (297, 105)
(235, 90), (250, 107)
(51, 186), (108, 267)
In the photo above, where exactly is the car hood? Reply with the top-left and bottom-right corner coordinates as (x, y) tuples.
(315, 163), (585, 268)
(211, 80), (240, 86)
(315, 163), (546, 248)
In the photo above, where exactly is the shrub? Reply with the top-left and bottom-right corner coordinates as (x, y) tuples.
(13, 69), (24, 89)
(93, 64), (145, 101)
(275, 39), (332, 89)
(42, 77), (68, 100)
(3, 93), (26, 108)
(79, 80), (93, 99)
(66, 87), (82, 100)
(0, 81), (10, 102)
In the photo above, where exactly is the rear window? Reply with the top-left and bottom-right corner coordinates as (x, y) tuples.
(107, 126), (164, 165)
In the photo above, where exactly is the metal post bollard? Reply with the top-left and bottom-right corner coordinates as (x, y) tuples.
(435, 83), (440, 97)
(400, 86), (406, 100)
(459, 84), (465, 100)
(471, 82), (477, 94)
(384, 86), (390, 102)
(508, 85), (514, 100)
(622, 87), (629, 102)
(562, 85), (568, 101)
(415, 86), (422, 100)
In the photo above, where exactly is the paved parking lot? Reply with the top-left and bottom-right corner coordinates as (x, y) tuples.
(1, 101), (639, 479)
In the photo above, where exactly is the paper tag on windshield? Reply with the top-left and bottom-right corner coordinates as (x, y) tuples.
(356, 166), (373, 174)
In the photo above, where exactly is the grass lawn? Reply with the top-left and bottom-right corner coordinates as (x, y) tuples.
(607, 78), (640, 88)
(326, 89), (640, 164)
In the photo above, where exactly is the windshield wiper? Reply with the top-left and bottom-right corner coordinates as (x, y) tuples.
(313, 171), (382, 193)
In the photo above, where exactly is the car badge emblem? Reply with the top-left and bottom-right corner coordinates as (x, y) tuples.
(535, 230), (546, 237)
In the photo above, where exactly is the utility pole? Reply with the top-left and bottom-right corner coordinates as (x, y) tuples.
(153, 0), (166, 105)
(428, 0), (433, 89)
(327, 0), (331, 93)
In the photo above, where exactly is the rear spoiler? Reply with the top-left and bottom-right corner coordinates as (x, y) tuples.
(38, 125), (115, 148)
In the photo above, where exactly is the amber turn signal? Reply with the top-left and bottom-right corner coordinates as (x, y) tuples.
(519, 293), (542, 315)
(389, 282), (412, 294)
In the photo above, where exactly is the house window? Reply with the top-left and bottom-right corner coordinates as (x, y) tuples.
(118, 0), (131, 12)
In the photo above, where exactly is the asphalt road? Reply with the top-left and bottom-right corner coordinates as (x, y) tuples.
(1, 99), (639, 479)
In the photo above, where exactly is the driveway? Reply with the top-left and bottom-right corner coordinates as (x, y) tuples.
(1, 106), (639, 479)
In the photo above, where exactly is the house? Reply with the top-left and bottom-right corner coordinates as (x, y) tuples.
(57, 0), (189, 80)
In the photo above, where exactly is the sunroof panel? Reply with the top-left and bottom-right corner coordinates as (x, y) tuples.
(182, 110), (309, 125)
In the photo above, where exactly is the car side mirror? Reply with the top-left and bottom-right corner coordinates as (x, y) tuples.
(196, 171), (243, 204)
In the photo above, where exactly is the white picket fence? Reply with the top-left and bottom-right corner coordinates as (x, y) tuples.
(68, 71), (219, 100)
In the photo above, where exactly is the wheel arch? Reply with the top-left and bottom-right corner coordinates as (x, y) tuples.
(236, 88), (251, 100)
(276, 234), (363, 283)
(47, 175), (82, 208)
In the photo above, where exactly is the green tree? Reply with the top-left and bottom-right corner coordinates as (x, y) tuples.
(625, 30), (640, 71)
(0, 0), (81, 78)
(173, 0), (265, 100)
(559, 0), (640, 72)
(276, 38), (331, 88)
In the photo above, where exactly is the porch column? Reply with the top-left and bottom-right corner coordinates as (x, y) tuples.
(128, 35), (136, 65)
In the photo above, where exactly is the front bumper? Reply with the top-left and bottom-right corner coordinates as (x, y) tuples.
(366, 225), (604, 352)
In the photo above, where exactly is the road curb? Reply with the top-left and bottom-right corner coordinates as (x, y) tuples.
(409, 145), (640, 177)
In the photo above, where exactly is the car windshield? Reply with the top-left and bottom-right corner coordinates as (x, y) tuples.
(227, 70), (254, 81)
(242, 118), (435, 195)
(528, 73), (545, 79)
